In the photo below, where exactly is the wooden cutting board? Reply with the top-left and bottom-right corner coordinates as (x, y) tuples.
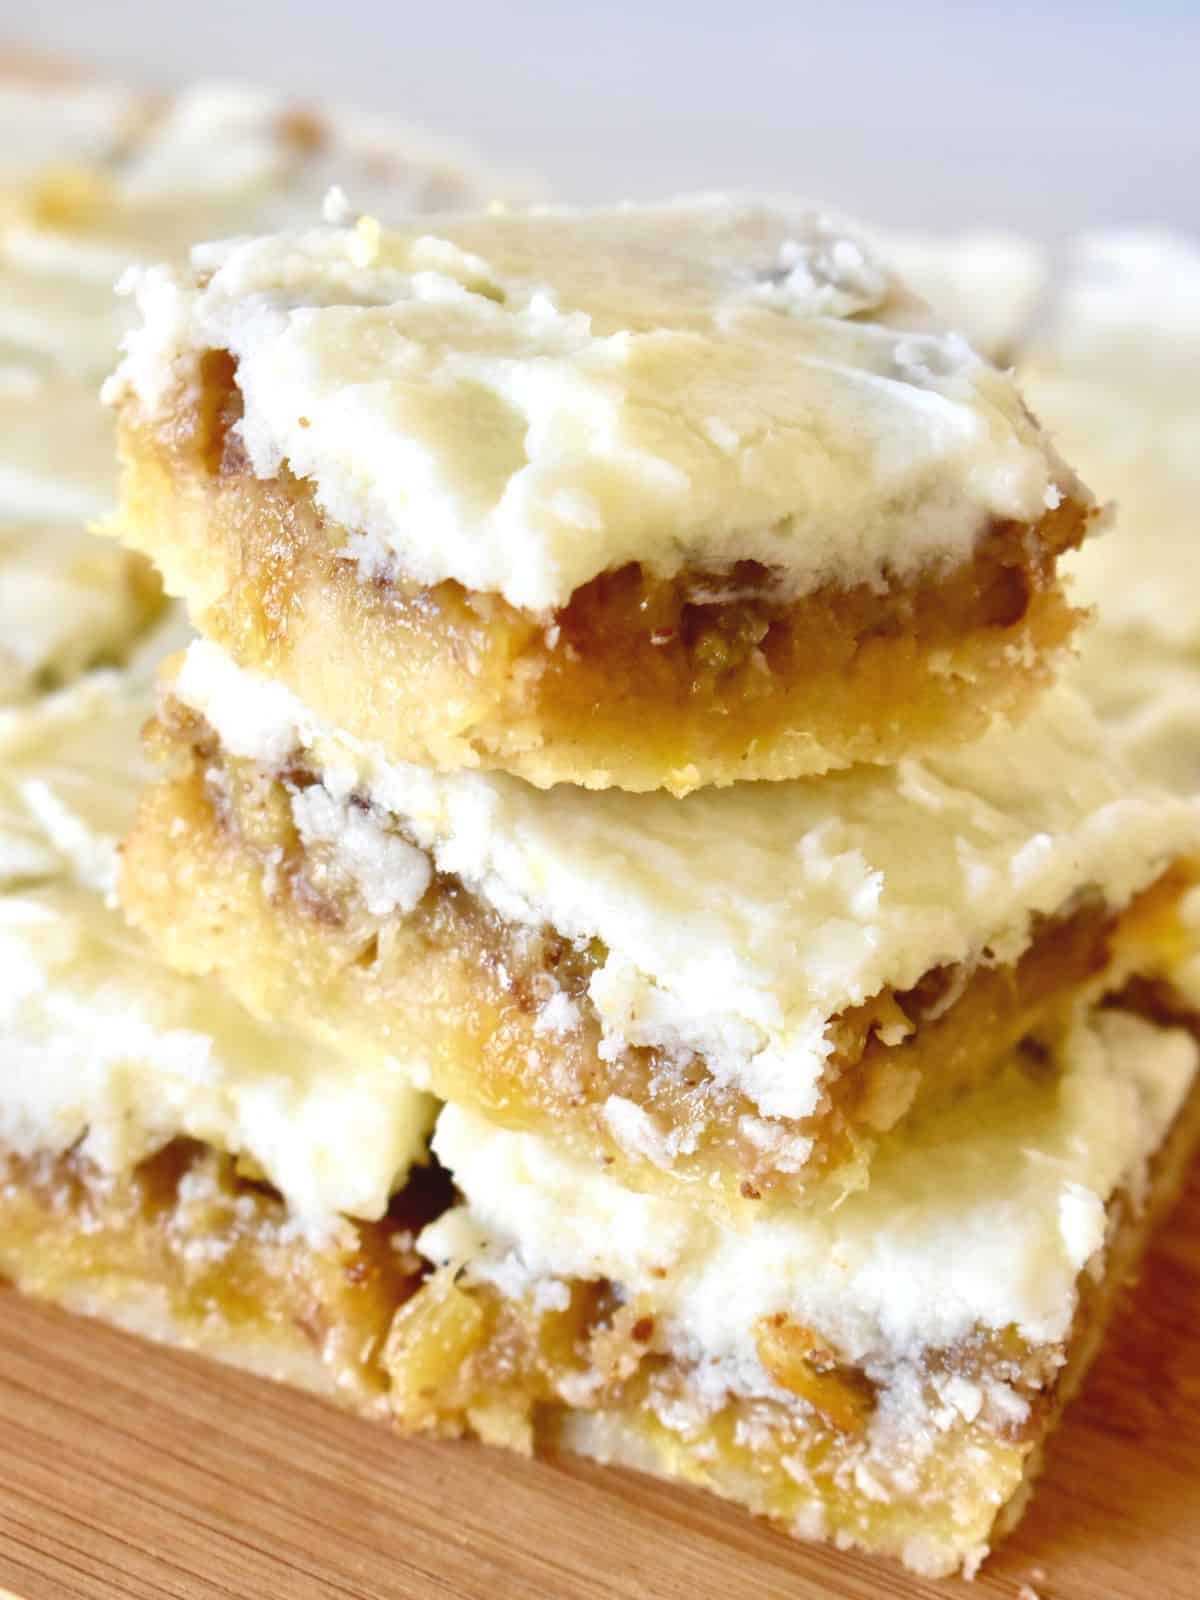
(0, 1165), (1196, 1600)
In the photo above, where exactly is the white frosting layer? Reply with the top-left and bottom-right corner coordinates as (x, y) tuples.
(1023, 231), (1200, 649)
(0, 673), (148, 891)
(0, 228), (136, 381)
(112, 83), (487, 225)
(0, 85), (492, 384)
(109, 199), (1074, 611)
(424, 1008), (1197, 1379)
(0, 362), (117, 520)
(0, 669), (433, 1223)
(175, 640), (1200, 1122)
(1069, 628), (1200, 796)
(865, 228), (1048, 360)
(1008, 231), (1200, 789)
(0, 520), (150, 706)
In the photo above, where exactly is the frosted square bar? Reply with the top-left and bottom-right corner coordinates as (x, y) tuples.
(118, 640), (1199, 1210)
(105, 200), (1093, 794)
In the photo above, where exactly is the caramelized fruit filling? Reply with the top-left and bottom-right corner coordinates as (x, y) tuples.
(0, 1141), (449, 1396)
(0, 1139), (1051, 1451)
(0, 1131), (1038, 1564)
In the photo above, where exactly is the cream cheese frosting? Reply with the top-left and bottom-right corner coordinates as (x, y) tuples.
(1022, 230), (1200, 648)
(0, 85), (492, 383)
(174, 639), (1200, 1123)
(0, 233), (137, 380)
(107, 199), (1077, 612)
(0, 668), (433, 1225)
(0, 362), (117, 520)
(423, 1007), (1197, 1379)
(0, 520), (151, 705)
(863, 227), (1048, 360)
(4, 86), (491, 312)
(1011, 232), (1200, 787)
(111, 83), (488, 226)
(0, 346), (144, 707)
(1068, 628), (1200, 797)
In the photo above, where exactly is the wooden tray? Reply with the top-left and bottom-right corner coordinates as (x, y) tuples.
(1, 1164), (1196, 1600)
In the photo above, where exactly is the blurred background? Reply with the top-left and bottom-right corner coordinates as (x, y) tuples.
(8, 0), (1200, 232)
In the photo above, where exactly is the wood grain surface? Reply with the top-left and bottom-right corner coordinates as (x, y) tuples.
(0, 1165), (1196, 1600)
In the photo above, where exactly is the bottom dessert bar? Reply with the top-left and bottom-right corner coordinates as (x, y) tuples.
(1, 1000), (1196, 1578)
(400, 1004), (1200, 1577)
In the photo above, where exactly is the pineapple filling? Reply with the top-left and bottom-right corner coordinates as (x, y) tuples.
(126, 710), (1194, 1204)
(0, 1141), (449, 1400)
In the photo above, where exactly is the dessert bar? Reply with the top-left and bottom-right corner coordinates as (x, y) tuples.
(119, 640), (1199, 1209)
(105, 201), (1094, 793)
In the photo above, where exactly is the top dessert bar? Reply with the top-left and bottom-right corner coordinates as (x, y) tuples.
(105, 198), (1093, 793)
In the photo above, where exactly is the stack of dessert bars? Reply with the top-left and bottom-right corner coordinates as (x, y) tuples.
(5, 178), (1200, 1579)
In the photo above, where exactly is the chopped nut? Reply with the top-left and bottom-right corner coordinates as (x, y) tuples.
(755, 1314), (876, 1434)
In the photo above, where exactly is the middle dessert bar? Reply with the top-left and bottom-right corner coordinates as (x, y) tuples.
(120, 640), (1200, 1209)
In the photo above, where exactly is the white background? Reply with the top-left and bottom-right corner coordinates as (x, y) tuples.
(7, 1), (1200, 233)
